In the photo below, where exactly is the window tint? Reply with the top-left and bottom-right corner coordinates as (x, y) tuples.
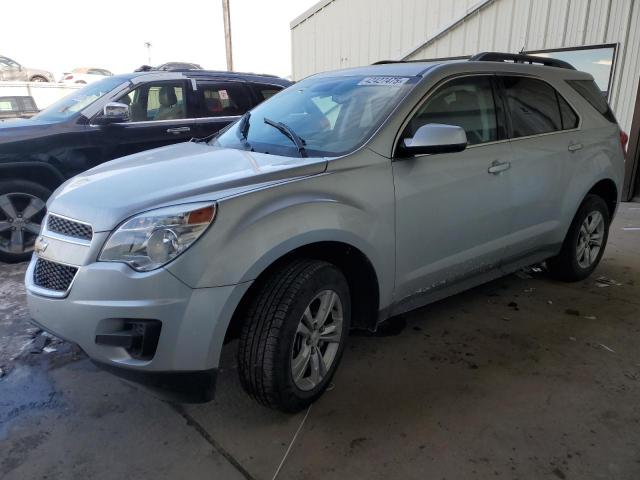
(118, 82), (186, 122)
(199, 82), (251, 117)
(558, 94), (579, 129)
(566, 79), (617, 123)
(256, 86), (283, 101)
(406, 76), (498, 145)
(502, 77), (562, 137)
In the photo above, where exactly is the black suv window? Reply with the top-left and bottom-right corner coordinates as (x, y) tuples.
(406, 76), (498, 145)
(502, 77), (564, 138)
(118, 81), (188, 122)
(255, 85), (283, 101)
(198, 82), (251, 118)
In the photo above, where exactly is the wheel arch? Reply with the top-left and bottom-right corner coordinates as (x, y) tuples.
(586, 178), (618, 218)
(0, 162), (65, 192)
(224, 240), (381, 345)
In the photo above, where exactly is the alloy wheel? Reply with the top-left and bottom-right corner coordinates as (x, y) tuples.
(291, 289), (344, 391)
(576, 210), (604, 269)
(0, 193), (46, 255)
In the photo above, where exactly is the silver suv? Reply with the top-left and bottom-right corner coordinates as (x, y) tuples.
(25, 53), (625, 412)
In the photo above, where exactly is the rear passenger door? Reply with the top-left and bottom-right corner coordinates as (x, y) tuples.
(498, 75), (581, 263)
(193, 81), (253, 138)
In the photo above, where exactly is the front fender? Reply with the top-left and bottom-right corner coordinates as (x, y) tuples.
(167, 161), (396, 310)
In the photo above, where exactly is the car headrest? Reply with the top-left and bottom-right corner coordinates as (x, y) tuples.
(159, 86), (177, 107)
(205, 97), (223, 113)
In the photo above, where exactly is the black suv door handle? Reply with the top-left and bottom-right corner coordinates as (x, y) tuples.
(488, 160), (511, 174)
(167, 126), (191, 134)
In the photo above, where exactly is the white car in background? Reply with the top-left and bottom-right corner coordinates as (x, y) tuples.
(60, 68), (113, 85)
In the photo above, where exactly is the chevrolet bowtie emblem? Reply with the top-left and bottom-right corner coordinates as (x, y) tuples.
(35, 237), (48, 255)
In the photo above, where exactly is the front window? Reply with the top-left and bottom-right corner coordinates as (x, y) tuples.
(404, 76), (498, 145)
(214, 74), (418, 157)
(34, 77), (125, 121)
(117, 81), (187, 122)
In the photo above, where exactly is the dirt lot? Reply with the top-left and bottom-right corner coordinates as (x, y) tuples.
(1, 204), (639, 480)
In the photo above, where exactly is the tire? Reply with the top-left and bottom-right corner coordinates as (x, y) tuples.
(0, 180), (51, 263)
(29, 75), (48, 82)
(238, 259), (351, 412)
(546, 194), (610, 282)
(75, 80), (87, 85)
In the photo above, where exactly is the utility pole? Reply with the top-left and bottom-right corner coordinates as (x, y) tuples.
(222, 0), (233, 71)
(144, 42), (152, 65)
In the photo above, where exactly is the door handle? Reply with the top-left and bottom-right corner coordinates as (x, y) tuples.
(488, 160), (511, 174)
(568, 142), (583, 152)
(166, 126), (191, 134)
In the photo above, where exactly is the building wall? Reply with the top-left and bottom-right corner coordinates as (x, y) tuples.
(291, 0), (640, 133)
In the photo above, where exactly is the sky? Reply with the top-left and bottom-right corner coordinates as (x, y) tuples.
(1, 0), (318, 79)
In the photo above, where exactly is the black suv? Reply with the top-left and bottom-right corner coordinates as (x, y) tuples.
(0, 70), (291, 262)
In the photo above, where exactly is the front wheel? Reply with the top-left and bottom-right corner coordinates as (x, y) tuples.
(238, 259), (350, 412)
(546, 194), (610, 281)
(30, 75), (48, 82)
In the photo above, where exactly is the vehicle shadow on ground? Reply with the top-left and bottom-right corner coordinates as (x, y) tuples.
(185, 260), (640, 479)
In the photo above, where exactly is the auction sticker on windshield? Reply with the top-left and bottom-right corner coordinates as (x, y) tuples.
(357, 77), (410, 86)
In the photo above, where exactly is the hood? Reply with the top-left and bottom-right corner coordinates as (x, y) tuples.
(48, 142), (328, 231)
(0, 116), (62, 135)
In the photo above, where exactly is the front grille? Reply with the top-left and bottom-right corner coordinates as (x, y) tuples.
(47, 215), (93, 241)
(33, 258), (78, 292)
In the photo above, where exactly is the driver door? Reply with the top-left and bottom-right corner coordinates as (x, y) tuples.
(392, 74), (513, 311)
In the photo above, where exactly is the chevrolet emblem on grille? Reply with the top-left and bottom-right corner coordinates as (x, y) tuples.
(35, 237), (48, 255)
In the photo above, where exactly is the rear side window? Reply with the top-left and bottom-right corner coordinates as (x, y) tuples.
(558, 94), (579, 129)
(502, 77), (562, 137)
(255, 85), (283, 101)
(198, 82), (251, 117)
(566, 79), (617, 123)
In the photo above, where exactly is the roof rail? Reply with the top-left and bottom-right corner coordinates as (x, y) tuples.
(469, 52), (576, 70)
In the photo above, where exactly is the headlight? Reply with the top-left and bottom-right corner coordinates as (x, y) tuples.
(99, 203), (216, 271)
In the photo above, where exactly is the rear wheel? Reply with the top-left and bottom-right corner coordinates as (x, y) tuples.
(546, 194), (610, 281)
(29, 75), (48, 82)
(0, 180), (50, 263)
(238, 259), (350, 412)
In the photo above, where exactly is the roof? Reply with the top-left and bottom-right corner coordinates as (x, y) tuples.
(305, 57), (594, 81)
(290, 0), (334, 29)
(110, 70), (291, 86)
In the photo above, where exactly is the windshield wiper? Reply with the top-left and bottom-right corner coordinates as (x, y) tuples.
(236, 111), (253, 150)
(263, 117), (307, 157)
(239, 111), (251, 139)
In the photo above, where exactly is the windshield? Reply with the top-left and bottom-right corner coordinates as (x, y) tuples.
(34, 77), (126, 121)
(213, 74), (418, 157)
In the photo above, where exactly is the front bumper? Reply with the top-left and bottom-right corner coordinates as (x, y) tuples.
(26, 255), (251, 400)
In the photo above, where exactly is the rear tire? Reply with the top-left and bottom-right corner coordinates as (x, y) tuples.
(546, 194), (610, 282)
(29, 75), (48, 82)
(0, 180), (50, 263)
(238, 259), (350, 412)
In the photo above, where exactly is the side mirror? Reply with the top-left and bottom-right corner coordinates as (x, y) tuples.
(400, 123), (467, 156)
(94, 102), (130, 125)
